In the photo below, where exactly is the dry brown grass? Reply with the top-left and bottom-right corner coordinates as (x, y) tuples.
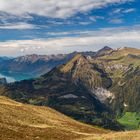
(0, 96), (107, 140)
(80, 130), (140, 140)
(0, 96), (140, 140)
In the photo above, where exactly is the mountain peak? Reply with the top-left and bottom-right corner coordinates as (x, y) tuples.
(101, 46), (113, 51)
(95, 46), (113, 57)
(60, 54), (88, 73)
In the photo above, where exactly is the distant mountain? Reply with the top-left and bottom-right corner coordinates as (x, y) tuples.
(1, 47), (140, 130)
(0, 56), (12, 62)
(0, 77), (7, 85)
(0, 51), (95, 80)
(95, 46), (113, 57)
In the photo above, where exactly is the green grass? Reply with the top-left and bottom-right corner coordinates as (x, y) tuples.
(118, 112), (140, 130)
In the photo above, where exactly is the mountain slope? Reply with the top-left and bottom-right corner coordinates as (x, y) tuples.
(0, 56), (12, 62)
(0, 52), (95, 81)
(1, 47), (140, 130)
(0, 96), (107, 140)
(95, 46), (113, 57)
(1, 96), (140, 140)
(82, 130), (140, 140)
(0, 54), (73, 78)
(0, 54), (121, 130)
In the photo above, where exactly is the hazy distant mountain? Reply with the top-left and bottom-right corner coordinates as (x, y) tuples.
(0, 51), (95, 80)
(0, 56), (12, 62)
(0, 77), (7, 85)
(95, 46), (113, 57)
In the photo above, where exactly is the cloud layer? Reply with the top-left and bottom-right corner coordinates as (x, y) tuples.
(0, 22), (36, 29)
(0, 26), (140, 56)
(0, 0), (133, 18)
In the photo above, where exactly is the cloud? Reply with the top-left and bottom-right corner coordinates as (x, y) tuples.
(123, 8), (136, 13)
(112, 8), (136, 14)
(0, 22), (37, 29)
(109, 18), (124, 24)
(79, 21), (92, 25)
(0, 0), (134, 19)
(0, 25), (140, 56)
(89, 16), (104, 22)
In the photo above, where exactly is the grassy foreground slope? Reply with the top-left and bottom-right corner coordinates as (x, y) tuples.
(1, 96), (140, 140)
(0, 96), (107, 140)
(82, 130), (140, 140)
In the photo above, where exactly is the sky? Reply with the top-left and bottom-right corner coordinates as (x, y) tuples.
(0, 0), (140, 56)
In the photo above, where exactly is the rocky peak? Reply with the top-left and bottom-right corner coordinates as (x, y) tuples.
(60, 54), (89, 73)
(14, 54), (42, 63)
(101, 46), (113, 51)
(95, 46), (113, 57)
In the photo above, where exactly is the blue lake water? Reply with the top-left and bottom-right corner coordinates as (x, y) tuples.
(0, 73), (15, 83)
(0, 72), (33, 83)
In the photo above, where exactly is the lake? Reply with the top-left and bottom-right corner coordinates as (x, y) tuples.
(0, 71), (33, 83)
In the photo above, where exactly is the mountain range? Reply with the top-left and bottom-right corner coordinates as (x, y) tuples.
(1, 47), (140, 131)
(0, 51), (95, 80)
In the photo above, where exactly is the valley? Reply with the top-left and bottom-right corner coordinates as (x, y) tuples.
(0, 71), (33, 83)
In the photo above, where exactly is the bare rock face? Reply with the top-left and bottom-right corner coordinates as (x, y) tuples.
(0, 77), (7, 85)
(91, 87), (114, 103)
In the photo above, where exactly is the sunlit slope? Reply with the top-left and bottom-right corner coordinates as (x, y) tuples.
(0, 96), (107, 140)
(81, 130), (140, 140)
(1, 96), (140, 140)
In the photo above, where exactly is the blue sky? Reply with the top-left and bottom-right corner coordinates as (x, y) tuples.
(0, 0), (140, 56)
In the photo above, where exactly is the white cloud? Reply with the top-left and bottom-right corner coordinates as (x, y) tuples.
(123, 8), (136, 13)
(0, 26), (140, 56)
(79, 21), (92, 25)
(109, 18), (123, 24)
(112, 8), (136, 14)
(0, 22), (37, 29)
(0, 0), (134, 19)
(89, 16), (104, 22)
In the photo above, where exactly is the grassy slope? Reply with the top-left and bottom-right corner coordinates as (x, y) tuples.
(118, 112), (140, 130)
(93, 48), (140, 131)
(81, 131), (140, 140)
(0, 96), (107, 140)
(1, 96), (140, 140)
